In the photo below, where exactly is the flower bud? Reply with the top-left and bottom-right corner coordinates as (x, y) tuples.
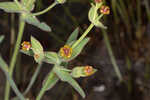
(21, 41), (31, 51)
(100, 5), (110, 15)
(71, 66), (97, 78)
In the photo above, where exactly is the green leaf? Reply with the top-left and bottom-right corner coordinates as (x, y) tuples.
(20, 49), (34, 56)
(88, 3), (98, 23)
(31, 36), (43, 54)
(53, 66), (85, 98)
(0, 56), (26, 100)
(0, 2), (22, 13)
(23, 14), (51, 32)
(42, 70), (59, 91)
(31, 36), (44, 63)
(21, 0), (35, 11)
(66, 37), (90, 61)
(94, 19), (107, 29)
(66, 28), (79, 44)
(88, 3), (107, 29)
(0, 35), (4, 44)
(44, 51), (60, 64)
(36, 66), (59, 99)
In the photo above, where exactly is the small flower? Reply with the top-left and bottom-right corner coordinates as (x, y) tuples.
(100, 6), (110, 15)
(60, 45), (72, 59)
(71, 66), (97, 78)
(21, 41), (31, 51)
(83, 66), (95, 76)
(94, 0), (103, 3)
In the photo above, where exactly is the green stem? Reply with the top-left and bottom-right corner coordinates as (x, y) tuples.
(101, 30), (123, 82)
(4, 15), (25, 100)
(12, 63), (43, 100)
(0, 56), (25, 100)
(72, 14), (103, 49)
(24, 63), (42, 94)
(72, 23), (94, 49)
(32, 1), (58, 16)
(36, 67), (59, 100)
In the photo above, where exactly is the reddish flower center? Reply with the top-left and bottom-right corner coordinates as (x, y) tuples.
(24, 44), (30, 49)
(84, 66), (93, 75)
(63, 48), (70, 56)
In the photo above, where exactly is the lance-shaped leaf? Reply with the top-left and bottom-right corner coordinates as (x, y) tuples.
(23, 14), (51, 32)
(20, 49), (34, 56)
(0, 2), (23, 13)
(21, 0), (35, 11)
(42, 70), (59, 91)
(31, 36), (44, 63)
(66, 28), (79, 44)
(94, 19), (107, 29)
(31, 36), (43, 54)
(44, 51), (60, 64)
(0, 35), (4, 44)
(88, 3), (98, 23)
(53, 66), (85, 98)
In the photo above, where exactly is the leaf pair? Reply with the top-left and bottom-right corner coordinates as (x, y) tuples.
(0, 1), (51, 32)
(53, 66), (85, 98)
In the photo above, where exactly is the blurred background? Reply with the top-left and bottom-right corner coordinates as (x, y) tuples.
(0, 0), (150, 100)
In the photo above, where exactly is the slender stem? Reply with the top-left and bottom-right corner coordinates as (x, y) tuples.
(32, 1), (58, 16)
(12, 63), (43, 100)
(4, 15), (25, 100)
(0, 56), (25, 100)
(72, 23), (94, 48)
(36, 67), (59, 100)
(10, 14), (15, 55)
(24, 63), (42, 94)
(72, 14), (103, 49)
(101, 30), (123, 82)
